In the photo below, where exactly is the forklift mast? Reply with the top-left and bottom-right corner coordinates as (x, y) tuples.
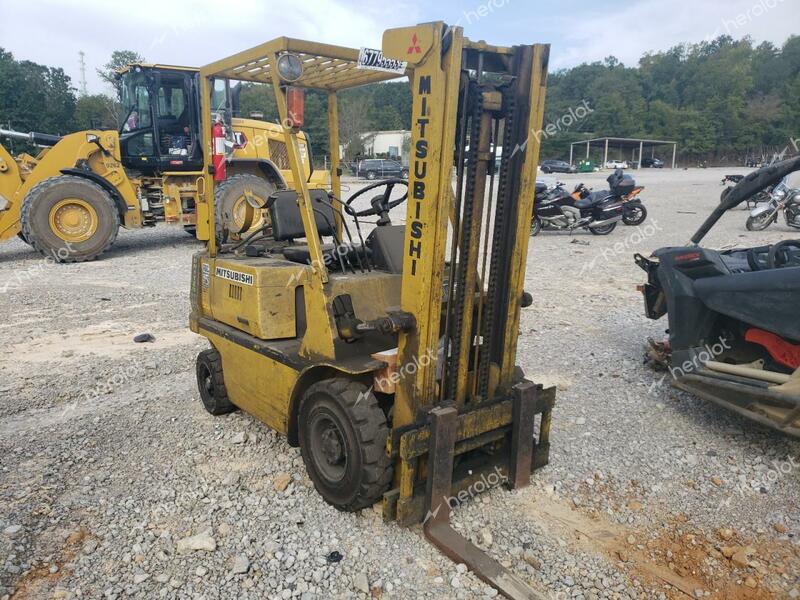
(384, 29), (554, 597)
(383, 26), (550, 426)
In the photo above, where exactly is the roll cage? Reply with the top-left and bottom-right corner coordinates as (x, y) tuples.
(198, 38), (409, 280)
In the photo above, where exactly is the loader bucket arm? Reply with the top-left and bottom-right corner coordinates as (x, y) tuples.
(0, 143), (24, 241)
(0, 128), (63, 147)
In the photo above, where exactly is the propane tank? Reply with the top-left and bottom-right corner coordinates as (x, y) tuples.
(211, 119), (227, 183)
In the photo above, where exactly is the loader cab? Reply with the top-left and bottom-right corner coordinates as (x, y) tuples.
(118, 65), (207, 173)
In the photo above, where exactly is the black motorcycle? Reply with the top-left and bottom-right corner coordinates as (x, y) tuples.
(602, 169), (647, 226)
(531, 181), (623, 236)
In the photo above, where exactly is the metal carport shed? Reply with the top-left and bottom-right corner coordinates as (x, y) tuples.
(570, 137), (678, 169)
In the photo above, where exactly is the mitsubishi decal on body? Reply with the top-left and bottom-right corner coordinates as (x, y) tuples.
(408, 74), (432, 277)
(215, 266), (254, 286)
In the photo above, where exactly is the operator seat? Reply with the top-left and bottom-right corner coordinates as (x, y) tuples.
(268, 190), (407, 274)
(269, 190), (338, 264)
(366, 225), (405, 274)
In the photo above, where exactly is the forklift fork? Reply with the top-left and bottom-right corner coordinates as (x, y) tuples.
(424, 383), (548, 600)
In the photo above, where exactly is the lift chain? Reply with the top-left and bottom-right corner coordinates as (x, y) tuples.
(477, 86), (517, 400)
(444, 81), (483, 401)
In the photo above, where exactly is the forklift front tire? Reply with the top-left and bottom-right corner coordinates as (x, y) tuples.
(298, 378), (392, 512)
(196, 349), (237, 416)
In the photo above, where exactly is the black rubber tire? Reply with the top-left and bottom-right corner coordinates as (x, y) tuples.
(215, 174), (275, 241)
(746, 212), (776, 231)
(196, 348), (237, 416)
(589, 221), (617, 235)
(298, 378), (392, 512)
(530, 216), (542, 236)
(541, 167), (551, 174)
(183, 226), (197, 237)
(365, 171), (377, 180)
(20, 175), (119, 262)
(622, 204), (647, 226)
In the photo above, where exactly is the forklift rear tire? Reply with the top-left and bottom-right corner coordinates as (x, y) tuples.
(20, 175), (119, 262)
(196, 349), (237, 416)
(298, 378), (392, 512)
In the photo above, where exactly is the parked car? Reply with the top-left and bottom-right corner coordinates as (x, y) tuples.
(540, 159), (577, 174)
(356, 159), (408, 180)
(605, 159), (629, 169)
(641, 157), (664, 168)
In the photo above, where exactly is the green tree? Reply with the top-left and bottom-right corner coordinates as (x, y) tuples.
(73, 94), (118, 130)
(97, 50), (145, 96)
(0, 48), (77, 140)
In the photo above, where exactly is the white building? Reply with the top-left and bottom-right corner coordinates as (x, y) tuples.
(361, 130), (411, 161)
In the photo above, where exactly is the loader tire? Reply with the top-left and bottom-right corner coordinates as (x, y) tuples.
(215, 174), (275, 242)
(298, 378), (392, 512)
(196, 348), (237, 416)
(20, 175), (119, 263)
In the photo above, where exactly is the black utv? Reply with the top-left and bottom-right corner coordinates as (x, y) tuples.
(636, 157), (800, 437)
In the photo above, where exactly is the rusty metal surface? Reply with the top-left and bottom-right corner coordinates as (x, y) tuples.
(390, 387), (557, 460)
(424, 522), (548, 600)
(509, 381), (536, 489)
(423, 406), (547, 600)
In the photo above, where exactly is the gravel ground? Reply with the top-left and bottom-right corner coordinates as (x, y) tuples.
(0, 168), (798, 600)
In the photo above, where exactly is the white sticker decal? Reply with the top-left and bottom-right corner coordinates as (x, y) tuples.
(215, 266), (254, 286)
(357, 48), (407, 74)
(202, 263), (210, 288)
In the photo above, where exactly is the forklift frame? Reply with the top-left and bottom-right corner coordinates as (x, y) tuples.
(193, 23), (554, 599)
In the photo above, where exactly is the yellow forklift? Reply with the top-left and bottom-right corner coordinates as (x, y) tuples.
(189, 23), (554, 599)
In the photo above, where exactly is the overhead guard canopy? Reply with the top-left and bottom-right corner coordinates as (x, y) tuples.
(199, 37), (409, 90)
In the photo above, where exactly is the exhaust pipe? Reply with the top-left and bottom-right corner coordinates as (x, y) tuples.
(588, 215), (622, 228)
(0, 128), (62, 147)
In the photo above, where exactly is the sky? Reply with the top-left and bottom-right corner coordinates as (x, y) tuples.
(0, 0), (797, 95)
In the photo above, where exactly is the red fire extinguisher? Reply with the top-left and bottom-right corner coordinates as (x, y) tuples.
(212, 120), (227, 182)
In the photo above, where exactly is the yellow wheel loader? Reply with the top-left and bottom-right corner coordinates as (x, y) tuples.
(0, 64), (326, 262)
(190, 24), (554, 599)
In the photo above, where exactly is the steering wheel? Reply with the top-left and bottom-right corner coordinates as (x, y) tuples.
(746, 246), (771, 271)
(345, 178), (408, 218)
(768, 239), (800, 269)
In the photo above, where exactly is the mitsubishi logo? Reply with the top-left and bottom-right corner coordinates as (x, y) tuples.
(407, 34), (422, 54)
